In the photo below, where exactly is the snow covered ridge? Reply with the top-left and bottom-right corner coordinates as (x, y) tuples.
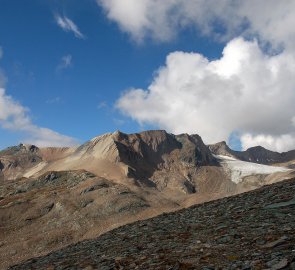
(214, 155), (291, 184)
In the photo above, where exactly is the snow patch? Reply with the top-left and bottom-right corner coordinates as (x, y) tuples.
(215, 155), (237, 161)
(215, 155), (291, 184)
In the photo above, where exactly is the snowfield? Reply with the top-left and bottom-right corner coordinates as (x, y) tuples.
(215, 155), (291, 184)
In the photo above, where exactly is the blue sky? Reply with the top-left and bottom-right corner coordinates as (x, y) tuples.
(0, 1), (295, 152)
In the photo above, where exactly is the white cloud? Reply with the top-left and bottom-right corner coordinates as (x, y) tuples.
(55, 15), (85, 39)
(116, 38), (295, 152)
(57, 54), (72, 71)
(238, 1), (295, 50)
(97, 0), (177, 42)
(241, 134), (295, 153)
(0, 88), (78, 147)
(97, 0), (295, 49)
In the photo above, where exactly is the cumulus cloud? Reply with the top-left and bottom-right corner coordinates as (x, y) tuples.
(57, 54), (72, 71)
(0, 88), (78, 147)
(55, 15), (85, 39)
(241, 134), (295, 153)
(97, 0), (295, 49)
(116, 38), (295, 152)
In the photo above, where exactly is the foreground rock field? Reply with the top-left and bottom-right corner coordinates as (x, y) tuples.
(10, 178), (295, 270)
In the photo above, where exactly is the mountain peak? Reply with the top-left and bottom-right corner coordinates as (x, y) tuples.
(208, 140), (234, 158)
(20, 143), (39, 153)
(246, 145), (269, 152)
(0, 143), (39, 156)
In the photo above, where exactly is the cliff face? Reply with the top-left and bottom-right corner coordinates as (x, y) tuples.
(175, 133), (216, 166)
(111, 131), (215, 190)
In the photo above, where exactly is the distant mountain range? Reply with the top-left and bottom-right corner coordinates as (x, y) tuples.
(209, 140), (295, 165)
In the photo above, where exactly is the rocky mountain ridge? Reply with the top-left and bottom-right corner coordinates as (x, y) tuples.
(2, 130), (293, 183)
(209, 141), (295, 165)
(1, 130), (218, 194)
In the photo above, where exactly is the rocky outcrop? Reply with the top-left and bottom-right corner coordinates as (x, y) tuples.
(0, 143), (39, 156)
(208, 141), (237, 157)
(112, 130), (215, 180)
(0, 144), (42, 180)
(116, 131), (217, 193)
(176, 133), (216, 166)
(209, 141), (295, 164)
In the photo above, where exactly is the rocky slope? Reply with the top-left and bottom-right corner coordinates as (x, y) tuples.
(10, 177), (295, 270)
(209, 141), (295, 165)
(0, 169), (181, 269)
